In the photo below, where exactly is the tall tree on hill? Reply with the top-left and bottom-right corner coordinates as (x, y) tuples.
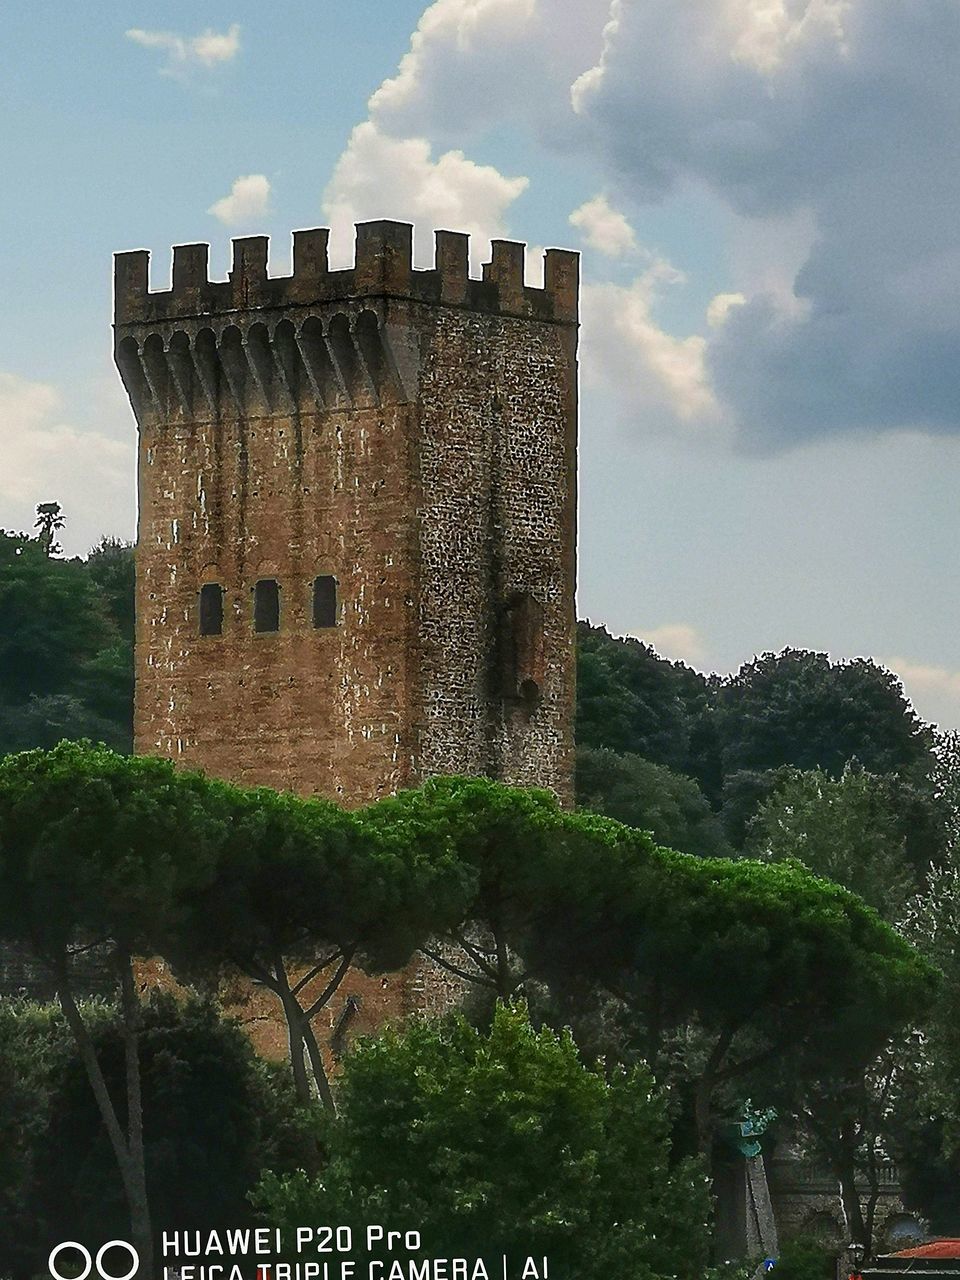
(34, 502), (64, 557)
(0, 531), (113, 705)
(576, 621), (718, 792)
(0, 523), (134, 753)
(716, 648), (933, 781)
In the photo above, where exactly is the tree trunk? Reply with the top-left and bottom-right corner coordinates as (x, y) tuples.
(274, 954), (341, 1112)
(284, 999), (312, 1106)
(694, 1072), (715, 1166)
(118, 952), (154, 1277)
(301, 1014), (337, 1114)
(863, 1140), (881, 1258)
(835, 1124), (867, 1247)
(694, 1028), (736, 1169)
(55, 956), (154, 1278)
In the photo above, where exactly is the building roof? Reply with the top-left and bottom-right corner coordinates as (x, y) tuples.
(891, 1244), (960, 1261)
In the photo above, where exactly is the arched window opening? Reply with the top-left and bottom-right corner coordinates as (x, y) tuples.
(254, 579), (280, 633)
(199, 583), (223, 636)
(313, 575), (338, 628)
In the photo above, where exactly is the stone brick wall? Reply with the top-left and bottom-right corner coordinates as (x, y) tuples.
(415, 307), (576, 798)
(116, 221), (578, 808)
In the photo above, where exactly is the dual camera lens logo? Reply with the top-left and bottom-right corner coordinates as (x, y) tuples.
(49, 1241), (140, 1280)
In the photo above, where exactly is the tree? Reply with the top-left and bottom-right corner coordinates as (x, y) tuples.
(363, 776), (645, 1002)
(0, 999), (79, 1279)
(0, 742), (226, 1276)
(0, 693), (130, 756)
(0, 531), (113, 705)
(576, 746), (731, 857)
(0, 528), (134, 753)
(254, 1002), (713, 1280)
(367, 778), (934, 1179)
(747, 765), (916, 920)
(576, 621), (717, 790)
(531, 838), (936, 1163)
(889, 842), (960, 1234)
(168, 779), (471, 1112)
(31, 995), (321, 1260)
(85, 538), (135, 645)
(715, 649), (933, 782)
(34, 502), (64, 557)
(0, 994), (322, 1278)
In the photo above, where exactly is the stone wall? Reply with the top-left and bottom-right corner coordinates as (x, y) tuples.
(116, 221), (578, 810)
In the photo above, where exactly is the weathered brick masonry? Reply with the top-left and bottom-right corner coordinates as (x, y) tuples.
(113, 220), (579, 1044)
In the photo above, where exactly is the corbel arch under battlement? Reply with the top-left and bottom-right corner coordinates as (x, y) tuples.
(114, 301), (415, 423)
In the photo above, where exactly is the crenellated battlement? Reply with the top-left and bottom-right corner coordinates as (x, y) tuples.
(114, 220), (579, 328)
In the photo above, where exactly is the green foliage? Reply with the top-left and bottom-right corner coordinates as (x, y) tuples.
(574, 634), (938, 857)
(254, 1002), (712, 1280)
(0, 741), (231, 1261)
(0, 531), (112, 704)
(576, 745), (732, 857)
(538, 831), (932, 1069)
(364, 775), (570, 996)
(0, 692), (130, 755)
(773, 1236), (836, 1280)
(576, 622), (717, 787)
(716, 649), (932, 782)
(719, 768), (796, 850)
(892, 841), (960, 1231)
(172, 777), (473, 1105)
(85, 537), (135, 645)
(0, 741), (224, 963)
(0, 528), (134, 754)
(0, 994), (321, 1275)
(0, 999), (79, 1277)
(748, 765), (917, 919)
(364, 776), (679, 1006)
(32, 995), (318, 1252)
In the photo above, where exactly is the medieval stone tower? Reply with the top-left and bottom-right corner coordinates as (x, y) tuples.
(113, 220), (578, 807)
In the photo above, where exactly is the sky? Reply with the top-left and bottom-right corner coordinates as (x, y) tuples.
(2, 0), (960, 727)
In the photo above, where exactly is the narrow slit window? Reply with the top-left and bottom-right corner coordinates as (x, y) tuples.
(199, 583), (223, 636)
(313, 575), (338, 628)
(254, 579), (280, 633)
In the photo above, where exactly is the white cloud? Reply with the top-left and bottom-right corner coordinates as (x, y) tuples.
(208, 174), (271, 227)
(322, 121), (528, 268)
(0, 372), (132, 553)
(367, 0), (610, 142)
(581, 258), (722, 432)
(884, 657), (960, 730)
(727, 0), (850, 75)
(638, 623), (708, 664)
(569, 194), (637, 256)
(707, 292), (747, 327)
(571, 0), (960, 449)
(371, 0), (537, 119)
(125, 24), (240, 75)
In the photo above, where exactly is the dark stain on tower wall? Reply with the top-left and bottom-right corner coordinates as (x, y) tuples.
(113, 220), (579, 808)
